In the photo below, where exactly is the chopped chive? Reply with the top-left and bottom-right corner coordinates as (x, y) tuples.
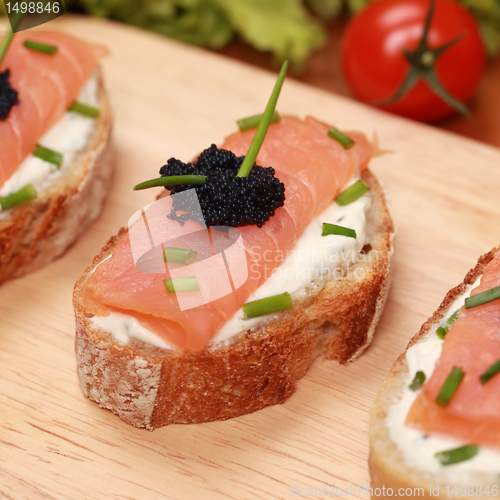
(133, 175), (207, 191)
(328, 127), (355, 149)
(164, 277), (199, 294)
(236, 60), (288, 178)
(465, 286), (500, 309)
(436, 310), (460, 339)
(242, 291), (293, 319)
(68, 101), (99, 118)
(480, 359), (500, 385)
(24, 40), (58, 55)
(0, 12), (23, 66)
(163, 247), (197, 265)
(321, 223), (356, 239)
(436, 366), (465, 407)
(335, 180), (371, 206)
(237, 111), (280, 132)
(33, 145), (63, 168)
(435, 445), (479, 466)
(409, 371), (426, 391)
(0, 184), (37, 210)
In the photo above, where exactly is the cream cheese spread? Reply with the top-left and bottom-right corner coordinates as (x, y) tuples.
(386, 276), (500, 483)
(91, 187), (371, 349)
(0, 74), (99, 201)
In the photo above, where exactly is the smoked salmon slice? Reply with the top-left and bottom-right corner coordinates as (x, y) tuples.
(407, 251), (500, 448)
(83, 117), (373, 351)
(0, 32), (100, 189)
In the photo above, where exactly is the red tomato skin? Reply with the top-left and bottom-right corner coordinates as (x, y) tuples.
(341, 0), (486, 122)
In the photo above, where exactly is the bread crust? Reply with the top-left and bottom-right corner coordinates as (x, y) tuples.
(0, 67), (113, 284)
(369, 248), (500, 499)
(74, 169), (394, 430)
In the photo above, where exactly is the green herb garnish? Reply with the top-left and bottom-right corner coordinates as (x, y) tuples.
(236, 60), (288, 178)
(163, 247), (197, 265)
(237, 111), (280, 132)
(436, 310), (460, 339)
(68, 101), (100, 118)
(435, 445), (479, 466)
(436, 366), (465, 407)
(0, 12), (23, 66)
(335, 180), (370, 206)
(133, 175), (207, 191)
(465, 286), (500, 309)
(480, 359), (500, 385)
(33, 145), (63, 168)
(23, 40), (58, 55)
(0, 184), (37, 210)
(321, 223), (356, 239)
(327, 127), (355, 149)
(242, 292), (293, 319)
(164, 277), (199, 294)
(409, 371), (426, 391)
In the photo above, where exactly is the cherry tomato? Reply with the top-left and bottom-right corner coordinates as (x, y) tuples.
(340, 0), (486, 122)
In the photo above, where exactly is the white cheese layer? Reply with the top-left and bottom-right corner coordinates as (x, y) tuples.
(386, 277), (500, 484)
(0, 74), (99, 202)
(91, 189), (371, 348)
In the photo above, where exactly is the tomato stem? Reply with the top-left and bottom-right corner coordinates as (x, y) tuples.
(378, 0), (471, 117)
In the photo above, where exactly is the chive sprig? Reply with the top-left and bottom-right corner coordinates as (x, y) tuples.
(436, 310), (460, 339)
(409, 371), (426, 391)
(0, 183), (37, 210)
(33, 145), (63, 168)
(435, 445), (479, 466)
(465, 285), (500, 309)
(134, 175), (207, 191)
(236, 60), (288, 178)
(328, 127), (355, 149)
(436, 366), (464, 407)
(0, 12), (23, 66)
(164, 277), (199, 294)
(480, 359), (500, 385)
(163, 247), (197, 265)
(237, 111), (280, 132)
(335, 180), (370, 206)
(242, 292), (293, 319)
(322, 223), (356, 239)
(69, 101), (100, 118)
(24, 40), (58, 55)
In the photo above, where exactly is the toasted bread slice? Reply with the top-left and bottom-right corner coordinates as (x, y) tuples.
(370, 248), (500, 499)
(0, 68), (113, 284)
(74, 169), (394, 430)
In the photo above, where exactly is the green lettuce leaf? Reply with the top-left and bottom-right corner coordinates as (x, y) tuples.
(305, 0), (343, 20)
(212, 0), (326, 66)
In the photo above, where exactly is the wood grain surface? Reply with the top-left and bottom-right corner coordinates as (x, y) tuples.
(1, 16), (500, 500)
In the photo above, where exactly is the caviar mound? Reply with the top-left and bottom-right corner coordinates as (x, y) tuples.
(159, 144), (285, 228)
(0, 70), (18, 121)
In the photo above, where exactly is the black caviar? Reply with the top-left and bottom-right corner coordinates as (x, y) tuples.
(159, 144), (285, 228)
(0, 70), (19, 121)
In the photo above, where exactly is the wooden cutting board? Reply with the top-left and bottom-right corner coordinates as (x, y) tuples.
(1, 15), (500, 500)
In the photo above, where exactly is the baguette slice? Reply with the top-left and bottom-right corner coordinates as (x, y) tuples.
(74, 168), (394, 430)
(370, 248), (500, 499)
(0, 68), (113, 284)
